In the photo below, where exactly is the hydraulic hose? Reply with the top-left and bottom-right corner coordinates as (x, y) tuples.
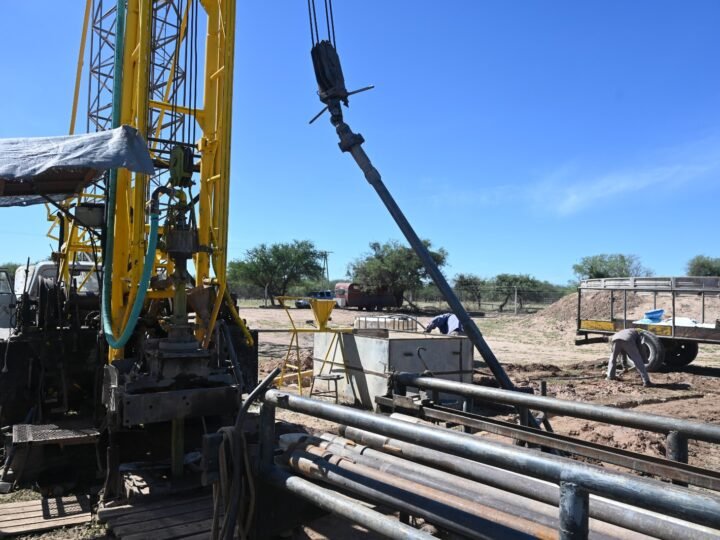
(102, 213), (159, 349)
(100, 0), (158, 350)
(100, 0), (127, 350)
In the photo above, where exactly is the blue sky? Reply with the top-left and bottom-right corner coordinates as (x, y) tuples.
(0, 1), (718, 284)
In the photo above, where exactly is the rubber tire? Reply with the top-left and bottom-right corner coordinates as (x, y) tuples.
(640, 332), (665, 372)
(662, 340), (699, 368)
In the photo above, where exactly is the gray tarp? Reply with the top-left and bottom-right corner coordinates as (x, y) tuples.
(0, 125), (155, 207)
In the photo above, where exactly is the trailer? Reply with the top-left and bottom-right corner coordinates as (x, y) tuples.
(334, 282), (399, 311)
(576, 276), (720, 370)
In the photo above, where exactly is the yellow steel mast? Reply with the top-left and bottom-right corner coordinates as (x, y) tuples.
(56, 0), (249, 360)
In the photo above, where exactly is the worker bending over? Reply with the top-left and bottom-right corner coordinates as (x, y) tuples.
(424, 313), (464, 335)
(607, 328), (653, 387)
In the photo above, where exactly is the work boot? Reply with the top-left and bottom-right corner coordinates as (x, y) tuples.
(643, 381), (654, 388)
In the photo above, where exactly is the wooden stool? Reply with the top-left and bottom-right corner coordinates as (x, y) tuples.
(310, 373), (343, 403)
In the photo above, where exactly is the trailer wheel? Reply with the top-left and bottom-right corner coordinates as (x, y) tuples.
(640, 332), (665, 372)
(662, 340), (699, 368)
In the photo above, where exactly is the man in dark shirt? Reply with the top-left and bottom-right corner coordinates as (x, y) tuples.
(424, 313), (464, 335)
(608, 328), (653, 387)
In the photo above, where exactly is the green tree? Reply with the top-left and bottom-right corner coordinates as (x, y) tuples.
(455, 273), (486, 309)
(349, 240), (448, 307)
(414, 282), (442, 303)
(1, 262), (21, 288)
(488, 273), (555, 312)
(227, 240), (323, 305)
(288, 278), (343, 296)
(686, 255), (720, 276)
(572, 254), (653, 281)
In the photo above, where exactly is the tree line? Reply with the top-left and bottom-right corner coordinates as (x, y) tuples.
(571, 254), (720, 280)
(227, 242), (720, 307)
(3, 249), (717, 307)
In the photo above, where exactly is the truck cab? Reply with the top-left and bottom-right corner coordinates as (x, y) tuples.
(0, 269), (14, 329)
(14, 261), (99, 300)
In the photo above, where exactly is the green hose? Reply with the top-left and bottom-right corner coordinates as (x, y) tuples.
(102, 214), (159, 349)
(101, 0), (157, 350)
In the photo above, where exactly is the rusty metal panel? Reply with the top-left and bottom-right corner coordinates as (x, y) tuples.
(120, 385), (238, 427)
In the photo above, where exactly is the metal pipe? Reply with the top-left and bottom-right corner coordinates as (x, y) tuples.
(304, 435), (656, 539)
(576, 288), (582, 332)
(667, 431), (690, 487)
(259, 402), (276, 472)
(266, 467), (435, 540)
(395, 373), (720, 443)
(305, 444), (557, 538)
(672, 285), (676, 338)
(336, 429), (720, 540)
(291, 438), (560, 538)
(667, 431), (689, 464)
(420, 404), (720, 490)
(559, 482), (589, 540)
(263, 390), (720, 530)
(326, 105), (516, 393)
(623, 290), (628, 329)
(284, 449), (536, 540)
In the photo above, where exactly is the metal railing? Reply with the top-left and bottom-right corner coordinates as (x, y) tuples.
(580, 276), (720, 292)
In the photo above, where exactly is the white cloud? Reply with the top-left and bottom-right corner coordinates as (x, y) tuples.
(410, 136), (720, 216)
(533, 137), (720, 215)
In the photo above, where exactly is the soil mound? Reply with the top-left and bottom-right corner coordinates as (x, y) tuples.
(538, 291), (643, 323)
(538, 293), (578, 322)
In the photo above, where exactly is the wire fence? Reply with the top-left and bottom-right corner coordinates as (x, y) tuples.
(411, 288), (568, 314)
(231, 285), (569, 314)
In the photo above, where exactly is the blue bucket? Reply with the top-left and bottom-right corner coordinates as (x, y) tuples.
(644, 309), (664, 322)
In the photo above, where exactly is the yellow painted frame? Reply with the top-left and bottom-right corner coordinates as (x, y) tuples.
(58, 0), (241, 360)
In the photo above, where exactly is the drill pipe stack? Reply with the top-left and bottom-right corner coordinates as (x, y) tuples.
(262, 390), (720, 540)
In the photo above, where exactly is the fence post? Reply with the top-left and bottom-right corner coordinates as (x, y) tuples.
(514, 286), (518, 315)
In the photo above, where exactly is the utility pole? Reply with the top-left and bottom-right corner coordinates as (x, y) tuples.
(320, 251), (333, 289)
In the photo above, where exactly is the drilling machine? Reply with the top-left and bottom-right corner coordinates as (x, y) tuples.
(0, 0), (258, 498)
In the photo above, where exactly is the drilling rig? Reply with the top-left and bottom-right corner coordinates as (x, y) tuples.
(3, 3), (720, 539)
(0, 0), (257, 497)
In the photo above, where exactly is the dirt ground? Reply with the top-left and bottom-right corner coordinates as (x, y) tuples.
(243, 296), (720, 537)
(244, 295), (720, 472)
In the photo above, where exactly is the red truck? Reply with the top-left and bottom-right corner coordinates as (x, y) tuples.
(334, 282), (398, 311)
